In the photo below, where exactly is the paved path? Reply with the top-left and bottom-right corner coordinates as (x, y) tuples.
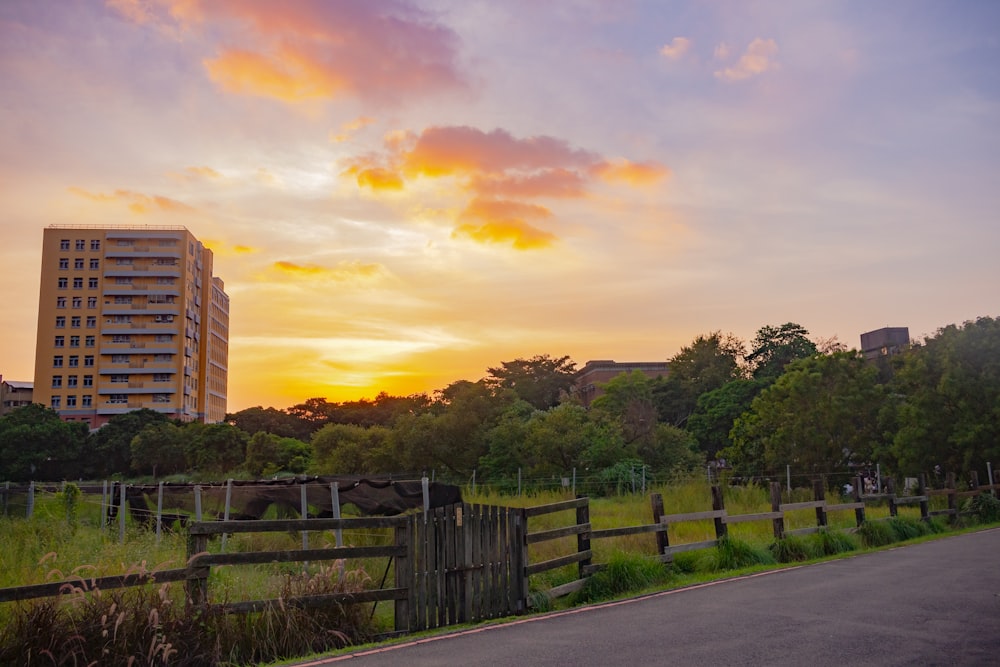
(301, 528), (1000, 666)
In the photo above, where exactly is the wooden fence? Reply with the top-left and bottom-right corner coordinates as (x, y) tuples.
(2, 472), (998, 635)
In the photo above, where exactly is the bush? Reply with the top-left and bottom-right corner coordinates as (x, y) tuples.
(887, 516), (931, 541)
(856, 520), (896, 548)
(964, 493), (1000, 523)
(813, 528), (857, 556)
(769, 534), (815, 563)
(571, 551), (668, 604)
(711, 536), (775, 571)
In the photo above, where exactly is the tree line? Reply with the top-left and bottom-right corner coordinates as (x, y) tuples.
(2, 317), (998, 488)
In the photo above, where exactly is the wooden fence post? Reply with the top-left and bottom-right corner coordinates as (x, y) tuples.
(26, 481), (34, 519)
(918, 474), (929, 520)
(185, 527), (209, 608)
(970, 470), (980, 494)
(946, 472), (957, 525)
(853, 476), (866, 527)
(813, 479), (827, 528)
(886, 477), (897, 517)
(576, 496), (592, 579)
(650, 493), (668, 555)
(396, 514), (413, 633)
(118, 483), (126, 543)
(770, 482), (784, 540)
(711, 486), (727, 540)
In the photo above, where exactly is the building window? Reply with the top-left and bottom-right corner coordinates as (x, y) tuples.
(88, 278), (98, 289)
(154, 315), (174, 323)
(52, 375), (62, 388)
(53, 356), (63, 367)
(117, 239), (134, 247)
(60, 239), (70, 250)
(68, 355), (79, 367)
(154, 334), (172, 343)
(116, 258), (133, 266)
(57, 297), (67, 308)
(54, 336), (65, 347)
(153, 394), (171, 403)
(85, 336), (95, 347)
(82, 395), (92, 407)
(153, 353), (172, 362)
(109, 394), (127, 404)
(111, 354), (129, 363)
(109, 315), (132, 324)
(73, 277), (83, 289)
(153, 373), (171, 382)
(116, 277), (132, 285)
(74, 258), (84, 270)
(72, 297), (82, 309)
(86, 316), (96, 328)
(55, 317), (66, 328)
(83, 375), (93, 387)
(71, 316), (81, 328)
(91, 239), (100, 251)
(89, 259), (99, 270)
(87, 297), (97, 308)
(70, 336), (80, 348)
(67, 375), (78, 388)
(51, 396), (61, 408)
(59, 258), (69, 270)
(83, 355), (94, 367)
(148, 294), (175, 304)
(154, 258), (178, 266)
(66, 395), (77, 407)
(156, 277), (176, 285)
(75, 240), (85, 251)
(111, 335), (130, 343)
(58, 278), (68, 289)
(114, 296), (132, 304)
(111, 374), (129, 383)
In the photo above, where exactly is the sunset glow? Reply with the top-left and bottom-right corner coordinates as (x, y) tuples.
(1, 1), (998, 412)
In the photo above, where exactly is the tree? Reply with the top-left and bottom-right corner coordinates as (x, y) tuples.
(285, 397), (339, 434)
(309, 424), (390, 475)
(485, 354), (577, 410)
(245, 431), (313, 476)
(87, 409), (170, 478)
(130, 422), (186, 478)
(654, 331), (746, 426)
(885, 317), (1000, 476)
(228, 406), (311, 440)
(728, 351), (883, 476)
(0, 404), (88, 481)
(184, 422), (247, 474)
(591, 370), (658, 446)
(746, 322), (818, 381)
(686, 378), (766, 459)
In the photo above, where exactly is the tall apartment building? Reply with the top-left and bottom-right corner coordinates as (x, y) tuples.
(32, 225), (229, 428)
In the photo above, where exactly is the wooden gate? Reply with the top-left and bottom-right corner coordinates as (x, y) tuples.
(402, 503), (527, 631)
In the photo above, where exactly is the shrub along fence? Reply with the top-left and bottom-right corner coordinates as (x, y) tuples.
(2, 471), (998, 637)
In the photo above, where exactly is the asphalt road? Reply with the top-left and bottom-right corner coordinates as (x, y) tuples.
(301, 528), (1000, 666)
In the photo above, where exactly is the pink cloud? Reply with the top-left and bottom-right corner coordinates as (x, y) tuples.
(715, 38), (779, 82)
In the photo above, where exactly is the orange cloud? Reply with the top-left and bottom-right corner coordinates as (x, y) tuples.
(403, 126), (598, 178)
(331, 115), (377, 142)
(452, 220), (556, 250)
(272, 260), (387, 281)
(461, 198), (553, 223)
(355, 167), (405, 191)
(593, 159), (671, 186)
(715, 38), (779, 82)
(205, 47), (347, 102)
(660, 37), (691, 60)
(468, 169), (587, 199)
(113, 1), (468, 105)
(68, 187), (195, 214)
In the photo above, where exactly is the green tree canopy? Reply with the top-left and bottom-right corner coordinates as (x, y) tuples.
(654, 331), (746, 426)
(0, 404), (88, 481)
(728, 351), (883, 476)
(746, 322), (818, 381)
(130, 422), (186, 478)
(485, 354), (578, 410)
(88, 409), (171, 478)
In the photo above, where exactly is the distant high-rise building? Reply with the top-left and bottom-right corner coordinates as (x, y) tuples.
(33, 225), (229, 428)
(860, 327), (909, 362)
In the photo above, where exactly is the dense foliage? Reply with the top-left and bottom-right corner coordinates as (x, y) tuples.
(2, 319), (999, 484)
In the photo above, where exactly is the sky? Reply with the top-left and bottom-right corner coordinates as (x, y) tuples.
(1, 0), (998, 412)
